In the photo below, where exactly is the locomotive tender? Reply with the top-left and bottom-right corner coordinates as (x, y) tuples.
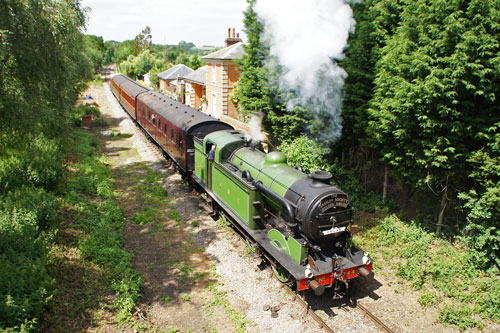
(110, 74), (374, 297)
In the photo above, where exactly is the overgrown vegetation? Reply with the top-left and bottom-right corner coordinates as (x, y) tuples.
(61, 129), (143, 322)
(357, 215), (500, 329)
(0, 0), (94, 330)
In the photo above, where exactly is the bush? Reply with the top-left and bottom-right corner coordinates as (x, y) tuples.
(459, 187), (500, 272)
(0, 186), (59, 232)
(71, 106), (101, 127)
(0, 134), (63, 193)
(279, 136), (385, 214)
(357, 215), (500, 328)
(0, 210), (54, 331)
(279, 136), (331, 174)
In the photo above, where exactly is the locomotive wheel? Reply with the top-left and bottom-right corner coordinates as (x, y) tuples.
(272, 264), (291, 283)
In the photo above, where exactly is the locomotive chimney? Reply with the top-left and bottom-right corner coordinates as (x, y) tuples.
(232, 27), (235, 37)
(228, 27), (231, 37)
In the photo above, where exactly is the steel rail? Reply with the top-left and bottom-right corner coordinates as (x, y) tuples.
(353, 299), (395, 333)
(281, 283), (335, 333)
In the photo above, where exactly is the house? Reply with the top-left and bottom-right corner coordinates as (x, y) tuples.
(183, 65), (207, 111)
(158, 64), (193, 97)
(202, 28), (244, 120)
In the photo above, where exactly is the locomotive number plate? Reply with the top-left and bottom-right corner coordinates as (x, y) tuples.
(322, 226), (346, 235)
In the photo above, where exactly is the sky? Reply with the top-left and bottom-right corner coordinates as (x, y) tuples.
(81, 0), (248, 47)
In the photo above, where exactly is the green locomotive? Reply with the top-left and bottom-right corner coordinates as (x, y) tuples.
(193, 130), (373, 297)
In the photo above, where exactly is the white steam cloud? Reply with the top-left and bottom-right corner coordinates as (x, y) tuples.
(247, 112), (266, 142)
(254, 0), (355, 143)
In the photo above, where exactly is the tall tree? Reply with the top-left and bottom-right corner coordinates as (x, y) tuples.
(83, 34), (106, 73)
(133, 26), (152, 54)
(0, 0), (91, 137)
(339, 0), (378, 152)
(368, 0), (500, 233)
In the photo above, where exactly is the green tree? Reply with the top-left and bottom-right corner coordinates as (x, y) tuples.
(112, 40), (136, 63)
(188, 54), (204, 70)
(174, 52), (190, 66)
(0, 0), (91, 330)
(338, 0), (378, 152)
(178, 40), (195, 51)
(118, 50), (167, 80)
(368, 0), (500, 235)
(133, 26), (152, 54)
(83, 34), (106, 73)
(459, 121), (500, 271)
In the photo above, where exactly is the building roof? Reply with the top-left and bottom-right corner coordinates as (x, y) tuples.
(202, 42), (245, 60)
(183, 65), (207, 85)
(158, 64), (194, 80)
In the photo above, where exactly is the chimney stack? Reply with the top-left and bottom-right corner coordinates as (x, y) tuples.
(225, 27), (242, 48)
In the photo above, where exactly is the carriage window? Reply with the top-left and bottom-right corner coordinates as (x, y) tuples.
(170, 129), (174, 140)
(164, 124), (167, 133)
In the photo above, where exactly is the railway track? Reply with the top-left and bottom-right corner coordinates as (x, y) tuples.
(263, 265), (395, 333)
(353, 299), (395, 333)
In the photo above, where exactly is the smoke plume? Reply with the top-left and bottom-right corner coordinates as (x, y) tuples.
(254, 0), (355, 143)
(247, 112), (266, 142)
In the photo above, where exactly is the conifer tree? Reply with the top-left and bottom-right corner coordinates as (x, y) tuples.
(339, 0), (378, 151)
(368, 0), (500, 233)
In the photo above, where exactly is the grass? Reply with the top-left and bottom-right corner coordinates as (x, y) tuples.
(91, 74), (103, 86)
(109, 131), (133, 140)
(133, 206), (159, 225)
(206, 281), (250, 332)
(216, 216), (230, 229)
(356, 213), (500, 329)
(45, 128), (143, 327)
(167, 207), (182, 224)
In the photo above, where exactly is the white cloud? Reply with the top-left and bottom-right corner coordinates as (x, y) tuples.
(82, 0), (248, 46)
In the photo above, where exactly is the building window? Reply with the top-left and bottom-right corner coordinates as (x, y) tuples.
(212, 93), (217, 116)
(212, 64), (216, 84)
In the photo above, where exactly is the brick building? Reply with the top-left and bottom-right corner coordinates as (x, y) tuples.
(202, 29), (244, 120)
(183, 65), (207, 111)
(158, 64), (193, 98)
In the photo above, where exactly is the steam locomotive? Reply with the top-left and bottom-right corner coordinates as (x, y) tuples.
(110, 73), (373, 297)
